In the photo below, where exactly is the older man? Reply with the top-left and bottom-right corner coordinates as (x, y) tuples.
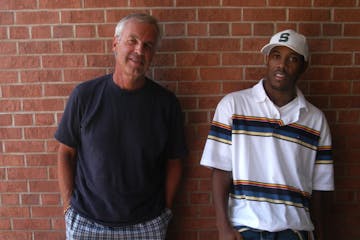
(56, 13), (187, 239)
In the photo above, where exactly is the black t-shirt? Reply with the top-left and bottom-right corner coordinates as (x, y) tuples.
(55, 74), (187, 226)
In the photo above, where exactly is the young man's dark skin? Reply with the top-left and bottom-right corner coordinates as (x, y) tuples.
(213, 46), (325, 240)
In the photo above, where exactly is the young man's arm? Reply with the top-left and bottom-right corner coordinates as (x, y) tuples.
(311, 190), (332, 240)
(57, 143), (77, 213)
(212, 168), (243, 240)
(165, 158), (182, 209)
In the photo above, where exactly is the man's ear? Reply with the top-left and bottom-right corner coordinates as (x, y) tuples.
(112, 36), (118, 52)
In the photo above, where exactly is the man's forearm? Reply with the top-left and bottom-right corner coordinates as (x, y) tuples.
(165, 158), (182, 209)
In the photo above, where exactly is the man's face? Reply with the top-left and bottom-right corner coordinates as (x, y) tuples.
(264, 46), (307, 93)
(112, 20), (158, 80)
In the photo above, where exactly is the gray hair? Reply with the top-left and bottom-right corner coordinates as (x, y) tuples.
(114, 13), (162, 48)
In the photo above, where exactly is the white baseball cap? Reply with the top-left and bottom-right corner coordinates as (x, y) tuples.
(261, 29), (309, 62)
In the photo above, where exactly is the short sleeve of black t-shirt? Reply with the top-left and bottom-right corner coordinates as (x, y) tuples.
(55, 74), (187, 226)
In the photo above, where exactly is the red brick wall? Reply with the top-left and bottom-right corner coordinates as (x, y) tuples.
(1, 1), (359, 239)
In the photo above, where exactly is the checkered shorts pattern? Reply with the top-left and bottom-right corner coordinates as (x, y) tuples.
(65, 206), (173, 240)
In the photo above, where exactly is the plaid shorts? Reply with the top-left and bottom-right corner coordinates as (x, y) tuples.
(65, 206), (173, 240)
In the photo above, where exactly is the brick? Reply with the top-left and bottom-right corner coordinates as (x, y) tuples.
(29, 180), (59, 192)
(314, 0), (356, 6)
(13, 219), (51, 230)
(154, 68), (198, 81)
(152, 53), (175, 67)
(8, 167), (47, 180)
(311, 53), (352, 66)
(209, 23), (229, 36)
(198, 39), (240, 51)
(76, 25), (97, 38)
(41, 194), (61, 205)
(0, 181), (27, 192)
(0, 232), (32, 240)
(188, 23), (208, 36)
(42, 55), (85, 68)
(190, 193), (210, 204)
(0, 206), (30, 217)
(309, 81), (351, 95)
(245, 67), (265, 81)
(200, 67), (243, 81)
(0, 12), (14, 24)
(199, 9), (242, 21)
(39, 0), (80, 8)
(223, 53), (264, 65)
(2, 85), (42, 98)
(63, 69), (106, 82)
(335, 9), (360, 21)
(53, 25), (74, 38)
(254, 23), (274, 36)
(0, 155), (25, 167)
(32, 206), (61, 217)
(159, 39), (195, 52)
(34, 113), (56, 125)
(223, 82), (257, 94)
(0, 128), (22, 139)
(31, 26), (51, 39)
(98, 24), (115, 37)
(0, 219), (11, 230)
(63, 40), (105, 53)
(44, 83), (75, 97)
(14, 114), (33, 126)
(334, 67), (360, 80)
(232, 23), (252, 36)
(21, 194), (40, 205)
(0, 56), (40, 69)
(130, 0), (173, 7)
(269, 0), (311, 6)
(188, 111), (208, 124)
(243, 37), (266, 51)
(61, 10), (105, 23)
(323, 23), (342, 36)
(164, 23), (185, 37)
(244, 8), (286, 21)
(2, 0), (36, 9)
(0, 71), (18, 83)
(0, 42), (17, 54)
(33, 232), (65, 240)
(334, 39), (360, 51)
(223, 0), (266, 6)
(1, 193), (20, 205)
(84, 0), (128, 7)
(24, 127), (57, 139)
(19, 41), (60, 54)
(289, 9), (331, 21)
(177, 53), (220, 66)
(86, 54), (114, 67)
(298, 23), (321, 36)
(10, 26), (30, 39)
(0, 100), (21, 112)
(177, 0), (219, 6)
(178, 82), (221, 95)
(0, 114), (12, 125)
(20, 70), (62, 83)
(16, 11), (59, 24)
(344, 24), (360, 36)
(26, 154), (56, 166)
(152, 9), (196, 22)
(5, 140), (46, 153)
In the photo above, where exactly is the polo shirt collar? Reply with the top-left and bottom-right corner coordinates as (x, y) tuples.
(252, 79), (309, 112)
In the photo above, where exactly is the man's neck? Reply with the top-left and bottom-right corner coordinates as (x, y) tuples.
(113, 70), (146, 91)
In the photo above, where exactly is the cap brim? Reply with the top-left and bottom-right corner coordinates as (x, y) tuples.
(260, 43), (307, 61)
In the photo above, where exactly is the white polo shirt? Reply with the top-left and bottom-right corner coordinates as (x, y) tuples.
(200, 79), (334, 231)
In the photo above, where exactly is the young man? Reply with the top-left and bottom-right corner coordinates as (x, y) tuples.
(201, 30), (334, 240)
(56, 13), (187, 239)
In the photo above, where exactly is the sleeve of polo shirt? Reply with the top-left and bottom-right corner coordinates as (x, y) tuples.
(54, 87), (81, 149)
(200, 94), (234, 171)
(312, 113), (334, 191)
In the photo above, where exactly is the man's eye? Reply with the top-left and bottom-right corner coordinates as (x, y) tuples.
(127, 38), (137, 45)
(288, 56), (299, 63)
(144, 43), (154, 51)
